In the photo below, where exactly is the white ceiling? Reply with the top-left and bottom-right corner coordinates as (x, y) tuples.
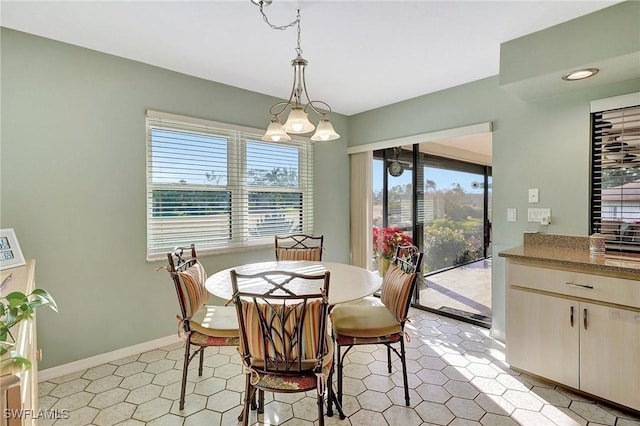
(0, 0), (622, 117)
(418, 133), (493, 166)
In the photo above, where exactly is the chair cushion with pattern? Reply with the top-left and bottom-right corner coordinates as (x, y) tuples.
(189, 330), (240, 346)
(176, 261), (209, 319)
(275, 247), (322, 261)
(239, 299), (328, 365)
(251, 339), (334, 392)
(250, 337), (334, 371)
(380, 263), (416, 323)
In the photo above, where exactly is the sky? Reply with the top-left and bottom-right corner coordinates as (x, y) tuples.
(373, 159), (487, 195)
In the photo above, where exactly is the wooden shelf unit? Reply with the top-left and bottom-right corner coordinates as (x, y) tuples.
(1, 260), (39, 426)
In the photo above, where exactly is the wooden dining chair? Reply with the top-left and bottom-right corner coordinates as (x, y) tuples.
(330, 244), (424, 406)
(165, 244), (240, 410)
(230, 268), (338, 425)
(274, 234), (324, 261)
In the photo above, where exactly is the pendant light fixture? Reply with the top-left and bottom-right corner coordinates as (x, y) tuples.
(252, 0), (340, 142)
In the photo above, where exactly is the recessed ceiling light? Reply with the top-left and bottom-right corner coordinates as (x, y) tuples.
(562, 68), (599, 81)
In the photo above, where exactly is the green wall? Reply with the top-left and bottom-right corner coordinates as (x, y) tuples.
(348, 3), (640, 339)
(2, 1), (640, 369)
(0, 28), (350, 369)
(353, 76), (639, 340)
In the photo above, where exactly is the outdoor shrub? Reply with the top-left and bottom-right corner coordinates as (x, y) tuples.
(423, 226), (468, 272)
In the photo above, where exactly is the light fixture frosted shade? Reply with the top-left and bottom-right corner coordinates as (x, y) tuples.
(283, 107), (315, 134)
(262, 118), (291, 142)
(311, 118), (340, 141)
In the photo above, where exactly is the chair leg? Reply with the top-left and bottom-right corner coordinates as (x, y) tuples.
(387, 345), (392, 373)
(250, 391), (257, 410)
(327, 362), (334, 417)
(258, 390), (264, 414)
(198, 346), (204, 376)
(336, 344), (343, 405)
(239, 387), (257, 421)
(238, 376), (253, 426)
(327, 362), (346, 420)
(400, 338), (410, 406)
(179, 341), (191, 410)
(317, 386), (325, 426)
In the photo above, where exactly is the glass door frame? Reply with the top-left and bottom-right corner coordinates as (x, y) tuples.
(374, 144), (492, 325)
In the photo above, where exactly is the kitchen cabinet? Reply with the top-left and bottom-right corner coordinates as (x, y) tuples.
(579, 301), (640, 411)
(505, 258), (640, 411)
(507, 288), (579, 389)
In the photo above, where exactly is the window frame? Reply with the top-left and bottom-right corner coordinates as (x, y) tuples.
(590, 93), (640, 253)
(145, 110), (314, 261)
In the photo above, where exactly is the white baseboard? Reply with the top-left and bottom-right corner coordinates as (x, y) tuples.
(38, 334), (182, 382)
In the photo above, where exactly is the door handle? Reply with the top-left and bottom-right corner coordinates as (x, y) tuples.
(570, 306), (574, 327)
(566, 282), (594, 290)
(583, 308), (588, 330)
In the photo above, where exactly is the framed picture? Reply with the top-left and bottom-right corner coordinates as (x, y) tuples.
(0, 228), (26, 270)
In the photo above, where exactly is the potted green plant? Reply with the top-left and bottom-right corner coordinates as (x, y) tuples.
(1, 289), (57, 369)
(373, 227), (413, 276)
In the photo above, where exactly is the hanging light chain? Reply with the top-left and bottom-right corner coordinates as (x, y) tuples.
(295, 10), (302, 56)
(258, 4), (303, 55)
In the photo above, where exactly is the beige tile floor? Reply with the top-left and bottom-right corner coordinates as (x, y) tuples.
(38, 308), (640, 426)
(418, 259), (492, 322)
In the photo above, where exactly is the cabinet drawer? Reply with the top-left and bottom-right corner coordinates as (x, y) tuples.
(508, 262), (640, 309)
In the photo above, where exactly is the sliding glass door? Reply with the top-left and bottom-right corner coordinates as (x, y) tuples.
(420, 155), (488, 273)
(373, 146), (492, 325)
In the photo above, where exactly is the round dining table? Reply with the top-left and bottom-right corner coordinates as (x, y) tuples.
(205, 260), (382, 305)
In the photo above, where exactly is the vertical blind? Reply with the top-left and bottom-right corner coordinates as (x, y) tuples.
(350, 151), (373, 269)
(591, 101), (640, 252)
(146, 110), (314, 261)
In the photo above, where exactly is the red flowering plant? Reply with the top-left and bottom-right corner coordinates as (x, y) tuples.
(373, 226), (413, 261)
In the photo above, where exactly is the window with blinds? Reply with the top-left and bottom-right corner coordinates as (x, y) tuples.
(591, 98), (640, 252)
(146, 111), (314, 261)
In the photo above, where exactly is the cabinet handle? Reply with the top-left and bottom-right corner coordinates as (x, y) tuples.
(570, 306), (574, 327)
(566, 282), (594, 290)
(583, 308), (588, 330)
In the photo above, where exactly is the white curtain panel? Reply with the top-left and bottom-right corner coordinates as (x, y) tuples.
(350, 151), (373, 268)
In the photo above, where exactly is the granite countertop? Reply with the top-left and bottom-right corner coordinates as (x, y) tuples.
(498, 233), (640, 276)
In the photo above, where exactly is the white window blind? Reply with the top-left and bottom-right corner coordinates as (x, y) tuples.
(591, 100), (640, 252)
(146, 111), (314, 261)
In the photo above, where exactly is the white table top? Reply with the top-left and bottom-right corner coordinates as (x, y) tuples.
(205, 261), (382, 305)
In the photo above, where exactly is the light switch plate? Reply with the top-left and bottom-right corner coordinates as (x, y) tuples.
(507, 208), (517, 222)
(528, 188), (539, 203)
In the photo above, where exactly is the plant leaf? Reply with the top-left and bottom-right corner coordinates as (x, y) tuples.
(30, 289), (58, 312)
(7, 351), (32, 369)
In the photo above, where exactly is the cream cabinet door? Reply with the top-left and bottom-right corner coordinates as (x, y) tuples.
(507, 288), (579, 388)
(580, 302), (640, 411)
